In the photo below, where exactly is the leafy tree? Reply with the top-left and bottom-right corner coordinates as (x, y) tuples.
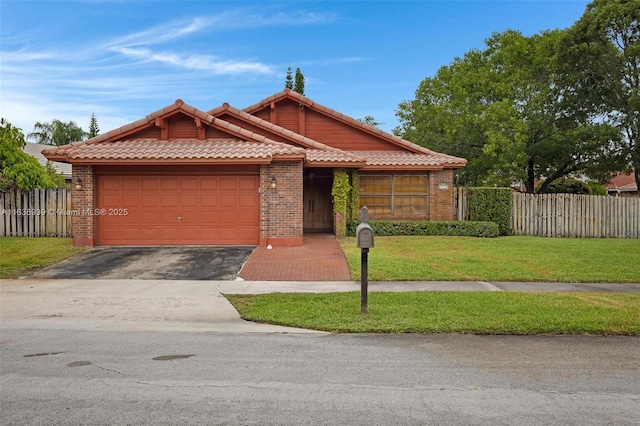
(357, 116), (385, 127)
(395, 29), (624, 192)
(535, 178), (592, 195)
(294, 67), (305, 95)
(27, 119), (87, 146)
(88, 113), (100, 138)
(0, 118), (65, 190)
(565, 0), (640, 196)
(284, 66), (294, 90)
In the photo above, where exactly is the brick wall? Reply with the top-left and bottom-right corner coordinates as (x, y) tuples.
(429, 170), (455, 221)
(71, 165), (96, 246)
(260, 161), (303, 246)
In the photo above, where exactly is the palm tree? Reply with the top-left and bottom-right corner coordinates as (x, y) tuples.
(28, 119), (87, 146)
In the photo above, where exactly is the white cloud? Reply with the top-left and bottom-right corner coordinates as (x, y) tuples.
(111, 47), (274, 75)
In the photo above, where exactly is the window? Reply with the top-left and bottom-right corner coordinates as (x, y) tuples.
(359, 174), (429, 219)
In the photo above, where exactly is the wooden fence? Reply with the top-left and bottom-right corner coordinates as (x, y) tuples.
(455, 189), (639, 238)
(1, 188), (72, 237)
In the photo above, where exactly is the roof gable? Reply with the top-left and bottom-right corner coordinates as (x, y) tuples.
(242, 88), (443, 156)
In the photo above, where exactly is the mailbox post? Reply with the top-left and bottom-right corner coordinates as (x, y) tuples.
(356, 207), (374, 315)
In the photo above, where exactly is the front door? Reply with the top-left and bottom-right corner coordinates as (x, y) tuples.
(303, 170), (333, 232)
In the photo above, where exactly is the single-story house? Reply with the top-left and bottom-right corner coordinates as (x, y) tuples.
(23, 142), (72, 183)
(606, 172), (638, 197)
(44, 89), (466, 247)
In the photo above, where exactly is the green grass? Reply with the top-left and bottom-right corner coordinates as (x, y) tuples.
(0, 237), (85, 279)
(339, 236), (640, 282)
(226, 292), (640, 335)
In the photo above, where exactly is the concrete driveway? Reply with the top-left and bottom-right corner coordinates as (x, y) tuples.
(29, 246), (255, 280)
(0, 278), (323, 334)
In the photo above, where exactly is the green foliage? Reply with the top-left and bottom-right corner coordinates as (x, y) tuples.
(566, 0), (640, 197)
(284, 66), (293, 90)
(27, 119), (87, 146)
(0, 118), (64, 190)
(395, 27), (626, 192)
(468, 187), (512, 235)
(346, 220), (499, 238)
(536, 178), (591, 194)
(357, 116), (384, 127)
(294, 67), (305, 95)
(88, 113), (99, 138)
(587, 181), (608, 196)
(332, 170), (350, 237)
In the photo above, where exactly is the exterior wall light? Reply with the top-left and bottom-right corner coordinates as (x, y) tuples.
(271, 176), (277, 188)
(75, 177), (83, 190)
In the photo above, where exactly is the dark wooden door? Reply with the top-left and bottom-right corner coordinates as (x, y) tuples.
(303, 175), (333, 232)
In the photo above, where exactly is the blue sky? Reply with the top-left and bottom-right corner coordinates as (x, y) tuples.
(1, 0), (590, 136)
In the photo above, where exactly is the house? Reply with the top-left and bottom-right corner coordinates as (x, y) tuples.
(43, 89), (466, 247)
(606, 172), (638, 197)
(23, 142), (72, 183)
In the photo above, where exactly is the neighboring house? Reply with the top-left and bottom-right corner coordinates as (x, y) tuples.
(23, 142), (72, 183)
(606, 172), (638, 197)
(44, 89), (466, 247)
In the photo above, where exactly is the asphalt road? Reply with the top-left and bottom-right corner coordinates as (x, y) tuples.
(1, 329), (638, 425)
(29, 246), (255, 280)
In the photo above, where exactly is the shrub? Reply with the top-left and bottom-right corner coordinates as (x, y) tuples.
(468, 187), (512, 235)
(536, 178), (591, 194)
(346, 220), (499, 238)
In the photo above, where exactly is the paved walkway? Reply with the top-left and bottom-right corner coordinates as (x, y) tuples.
(238, 234), (351, 281)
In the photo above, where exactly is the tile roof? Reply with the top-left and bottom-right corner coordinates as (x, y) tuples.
(353, 151), (467, 169)
(43, 139), (304, 163)
(305, 149), (366, 165)
(23, 143), (72, 179)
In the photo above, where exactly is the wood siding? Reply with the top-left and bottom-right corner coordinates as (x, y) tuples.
(305, 109), (402, 151)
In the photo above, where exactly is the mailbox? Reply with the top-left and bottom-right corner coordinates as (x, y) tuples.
(356, 223), (374, 248)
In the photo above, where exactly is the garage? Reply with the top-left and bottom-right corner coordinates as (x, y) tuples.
(96, 169), (259, 246)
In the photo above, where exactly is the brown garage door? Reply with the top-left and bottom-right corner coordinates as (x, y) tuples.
(97, 174), (259, 245)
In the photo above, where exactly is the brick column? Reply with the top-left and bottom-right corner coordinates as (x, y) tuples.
(260, 161), (303, 246)
(429, 170), (455, 221)
(71, 165), (96, 246)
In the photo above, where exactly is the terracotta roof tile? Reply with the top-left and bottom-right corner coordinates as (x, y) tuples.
(44, 139), (303, 163)
(352, 151), (467, 169)
(305, 149), (365, 165)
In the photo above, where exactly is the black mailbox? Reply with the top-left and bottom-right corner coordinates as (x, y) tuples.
(356, 223), (374, 248)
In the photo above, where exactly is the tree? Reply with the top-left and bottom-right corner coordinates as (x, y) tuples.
(565, 0), (640, 196)
(294, 67), (305, 95)
(0, 118), (65, 190)
(27, 119), (87, 146)
(394, 29), (624, 192)
(357, 116), (385, 127)
(88, 113), (99, 138)
(284, 66), (294, 90)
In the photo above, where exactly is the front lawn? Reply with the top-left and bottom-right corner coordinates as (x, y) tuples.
(226, 292), (640, 335)
(339, 236), (640, 282)
(0, 237), (85, 279)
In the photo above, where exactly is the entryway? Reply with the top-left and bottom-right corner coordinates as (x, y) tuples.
(303, 168), (333, 233)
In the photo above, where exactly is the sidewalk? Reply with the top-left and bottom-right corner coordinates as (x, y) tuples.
(219, 280), (640, 294)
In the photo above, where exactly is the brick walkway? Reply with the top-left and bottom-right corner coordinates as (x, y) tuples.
(238, 234), (352, 281)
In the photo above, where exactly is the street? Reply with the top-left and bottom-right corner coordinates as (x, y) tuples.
(1, 330), (638, 425)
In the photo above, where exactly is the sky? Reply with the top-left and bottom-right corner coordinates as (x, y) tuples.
(1, 0), (590, 137)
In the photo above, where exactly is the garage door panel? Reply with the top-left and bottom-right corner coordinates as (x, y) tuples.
(98, 173), (259, 245)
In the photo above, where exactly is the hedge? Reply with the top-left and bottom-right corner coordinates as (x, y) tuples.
(468, 187), (512, 235)
(346, 220), (499, 238)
